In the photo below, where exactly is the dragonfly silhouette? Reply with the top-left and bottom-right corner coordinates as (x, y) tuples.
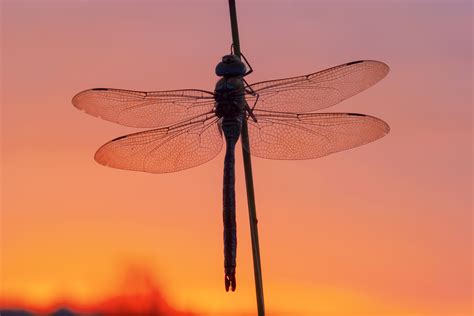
(72, 53), (390, 292)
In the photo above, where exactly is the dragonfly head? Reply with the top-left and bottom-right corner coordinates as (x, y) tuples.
(215, 55), (246, 77)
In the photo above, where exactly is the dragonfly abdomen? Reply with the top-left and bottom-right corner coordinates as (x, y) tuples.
(221, 116), (241, 292)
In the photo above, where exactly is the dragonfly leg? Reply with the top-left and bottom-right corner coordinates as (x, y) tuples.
(242, 78), (258, 122)
(244, 101), (258, 122)
(249, 92), (259, 112)
(241, 52), (253, 76)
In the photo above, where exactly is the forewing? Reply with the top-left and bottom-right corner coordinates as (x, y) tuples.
(95, 115), (223, 173)
(72, 88), (216, 128)
(246, 60), (389, 113)
(246, 112), (389, 160)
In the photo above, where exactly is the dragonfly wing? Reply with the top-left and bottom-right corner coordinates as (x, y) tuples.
(72, 88), (216, 128)
(246, 111), (389, 160)
(95, 115), (223, 173)
(246, 60), (389, 113)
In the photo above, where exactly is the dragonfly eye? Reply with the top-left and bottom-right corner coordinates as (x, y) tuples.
(216, 56), (246, 77)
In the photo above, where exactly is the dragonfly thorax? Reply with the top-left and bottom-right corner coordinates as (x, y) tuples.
(214, 77), (246, 118)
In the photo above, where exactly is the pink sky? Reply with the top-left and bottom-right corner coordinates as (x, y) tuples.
(1, 1), (472, 315)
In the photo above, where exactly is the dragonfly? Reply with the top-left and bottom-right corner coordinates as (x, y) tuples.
(72, 52), (390, 292)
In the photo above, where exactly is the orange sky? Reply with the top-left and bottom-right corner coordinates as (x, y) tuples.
(1, 1), (472, 315)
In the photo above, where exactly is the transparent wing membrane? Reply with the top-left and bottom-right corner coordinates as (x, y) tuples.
(72, 88), (216, 128)
(74, 60), (390, 173)
(246, 111), (389, 160)
(94, 114), (223, 173)
(246, 60), (389, 113)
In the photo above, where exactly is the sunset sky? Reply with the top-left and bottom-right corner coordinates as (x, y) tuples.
(1, 0), (472, 315)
